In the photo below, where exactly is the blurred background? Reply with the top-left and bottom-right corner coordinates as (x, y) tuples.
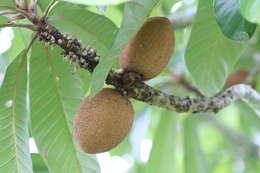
(1, 0), (260, 172)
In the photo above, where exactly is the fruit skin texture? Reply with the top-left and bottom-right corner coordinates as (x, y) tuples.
(74, 88), (134, 154)
(120, 17), (174, 80)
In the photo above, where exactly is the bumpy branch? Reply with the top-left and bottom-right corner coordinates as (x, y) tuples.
(32, 18), (260, 115)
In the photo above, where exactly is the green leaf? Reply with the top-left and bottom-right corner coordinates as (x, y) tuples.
(37, 0), (52, 11)
(49, 2), (118, 56)
(214, 0), (256, 41)
(4, 27), (32, 60)
(185, 0), (244, 96)
(183, 116), (209, 173)
(29, 41), (100, 173)
(61, 0), (130, 6)
(0, 15), (8, 23)
(0, 55), (9, 73)
(162, 0), (180, 15)
(237, 102), (260, 134)
(0, 51), (33, 173)
(90, 0), (160, 97)
(144, 111), (178, 173)
(0, 0), (15, 6)
(238, 0), (260, 24)
(31, 154), (49, 173)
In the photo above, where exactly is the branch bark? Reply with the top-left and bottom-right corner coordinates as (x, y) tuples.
(32, 19), (260, 115)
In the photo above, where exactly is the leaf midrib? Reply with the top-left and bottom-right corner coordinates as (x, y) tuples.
(43, 46), (84, 173)
(11, 54), (27, 173)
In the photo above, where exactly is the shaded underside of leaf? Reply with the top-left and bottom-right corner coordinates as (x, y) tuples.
(214, 0), (256, 41)
(29, 41), (100, 173)
(185, 0), (244, 96)
(0, 51), (33, 173)
(31, 153), (49, 173)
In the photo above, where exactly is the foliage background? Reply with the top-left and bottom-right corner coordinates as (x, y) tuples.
(0, 0), (260, 173)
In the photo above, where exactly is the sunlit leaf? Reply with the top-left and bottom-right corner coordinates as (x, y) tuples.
(185, 0), (244, 96)
(4, 27), (32, 60)
(238, 0), (260, 24)
(30, 41), (100, 173)
(0, 0), (15, 6)
(0, 51), (33, 173)
(37, 0), (52, 10)
(49, 2), (118, 56)
(214, 0), (256, 41)
(61, 0), (130, 6)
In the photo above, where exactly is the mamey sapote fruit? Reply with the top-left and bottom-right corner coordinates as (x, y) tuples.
(74, 88), (134, 154)
(120, 17), (174, 80)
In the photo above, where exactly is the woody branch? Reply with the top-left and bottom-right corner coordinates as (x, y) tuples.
(1, 6), (260, 115)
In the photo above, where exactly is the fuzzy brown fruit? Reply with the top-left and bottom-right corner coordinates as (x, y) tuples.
(120, 17), (174, 80)
(74, 88), (134, 154)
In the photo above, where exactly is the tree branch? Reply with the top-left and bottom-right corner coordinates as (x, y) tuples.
(33, 19), (260, 115)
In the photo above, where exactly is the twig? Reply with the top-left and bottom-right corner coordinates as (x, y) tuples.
(0, 6), (31, 19)
(0, 23), (38, 31)
(35, 22), (260, 115)
(0, 10), (18, 16)
(1, 9), (259, 115)
(171, 73), (204, 97)
(7, 15), (26, 23)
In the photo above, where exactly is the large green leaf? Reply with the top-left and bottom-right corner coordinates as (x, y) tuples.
(61, 0), (130, 6)
(90, 0), (160, 97)
(4, 27), (32, 60)
(144, 111), (178, 173)
(185, 0), (244, 96)
(238, 0), (260, 24)
(37, 0), (52, 11)
(0, 15), (8, 23)
(0, 0), (15, 6)
(31, 154), (49, 173)
(214, 0), (256, 41)
(0, 51), (33, 173)
(49, 2), (118, 56)
(29, 41), (100, 173)
(0, 55), (9, 73)
(183, 116), (209, 173)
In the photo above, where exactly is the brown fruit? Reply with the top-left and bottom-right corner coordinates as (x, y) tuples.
(74, 88), (134, 154)
(224, 71), (249, 88)
(120, 17), (174, 80)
